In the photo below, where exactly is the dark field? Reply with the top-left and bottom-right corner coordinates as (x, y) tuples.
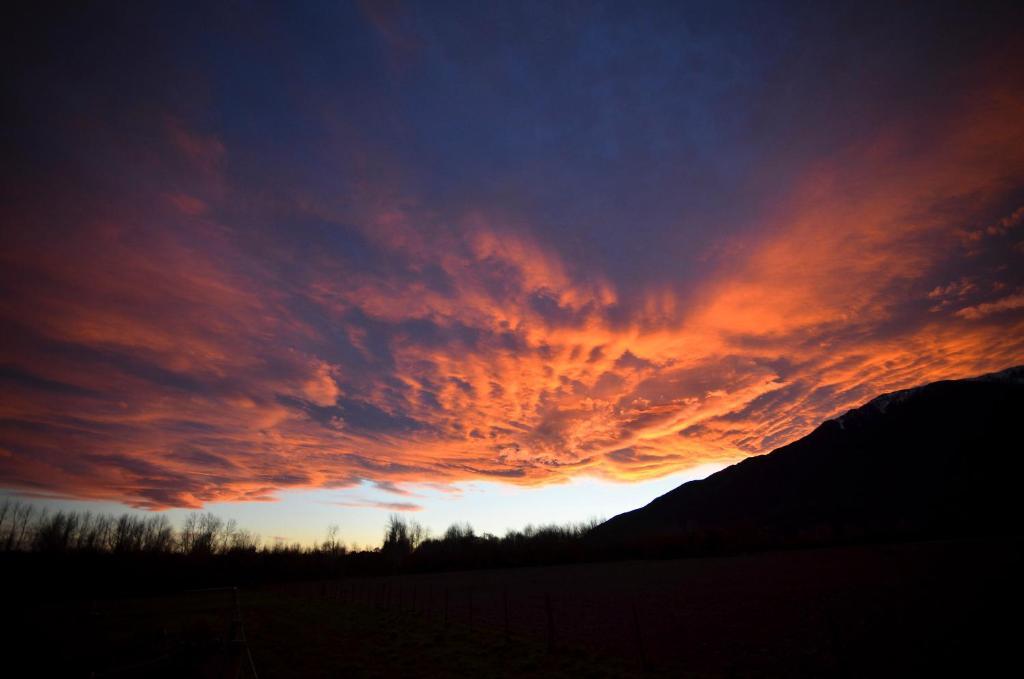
(12, 537), (1022, 677)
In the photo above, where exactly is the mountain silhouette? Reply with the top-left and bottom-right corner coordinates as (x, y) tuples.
(593, 366), (1024, 550)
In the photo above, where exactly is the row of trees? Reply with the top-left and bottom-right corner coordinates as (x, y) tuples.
(10, 499), (831, 597)
(2, 500), (606, 573)
(2, 498), (633, 602)
(0, 500), (341, 557)
(382, 514), (604, 571)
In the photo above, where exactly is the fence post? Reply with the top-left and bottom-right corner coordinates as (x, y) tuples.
(468, 588), (474, 625)
(503, 587), (510, 640)
(545, 593), (555, 652)
(444, 587), (449, 629)
(631, 601), (647, 671)
(822, 596), (850, 679)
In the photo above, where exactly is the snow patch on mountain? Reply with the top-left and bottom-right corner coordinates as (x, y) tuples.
(834, 364), (1023, 429)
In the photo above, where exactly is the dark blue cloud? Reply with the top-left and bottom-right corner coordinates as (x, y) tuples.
(2, 0), (1023, 510)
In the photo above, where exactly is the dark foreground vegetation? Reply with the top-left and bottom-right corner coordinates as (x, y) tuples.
(9, 537), (1023, 677)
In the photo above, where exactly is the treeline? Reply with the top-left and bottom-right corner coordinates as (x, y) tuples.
(0, 500), (351, 599)
(1, 500), (305, 556)
(1, 497), (981, 601)
(0, 501), (610, 598)
(0, 501), (599, 565)
(382, 515), (603, 572)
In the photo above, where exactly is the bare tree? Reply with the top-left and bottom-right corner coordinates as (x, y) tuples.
(141, 515), (174, 553)
(0, 499), (10, 546)
(321, 524), (345, 556)
(7, 502), (35, 551)
(89, 513), (114, 551)
(227, 527), (261, 552)
(177, 512), (226, 556)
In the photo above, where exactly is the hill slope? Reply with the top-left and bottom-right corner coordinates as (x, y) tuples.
(593, 366), (1024, 549)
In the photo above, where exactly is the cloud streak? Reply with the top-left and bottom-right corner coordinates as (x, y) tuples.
(334, 500), (424, 513)
(2, 3), (1023, 510)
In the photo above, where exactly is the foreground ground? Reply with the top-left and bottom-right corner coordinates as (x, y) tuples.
(10, 536), (1023, 677)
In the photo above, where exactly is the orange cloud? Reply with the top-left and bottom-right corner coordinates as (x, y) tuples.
(956, 293), (1024, 320)
(2, 65), (1024, 510)
(335, 500), (424, 512)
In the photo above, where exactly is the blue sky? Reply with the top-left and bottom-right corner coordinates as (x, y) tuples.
(2, 1), (1023, 545)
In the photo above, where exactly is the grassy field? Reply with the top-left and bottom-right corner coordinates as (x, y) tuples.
(10, 536), (1022, 677)
(12, 586), (634, 678)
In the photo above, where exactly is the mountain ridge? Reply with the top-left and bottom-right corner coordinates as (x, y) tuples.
(592, 365), (1024, 551)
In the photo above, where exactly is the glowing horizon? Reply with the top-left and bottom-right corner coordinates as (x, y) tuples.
(2, 2), (1023, 540)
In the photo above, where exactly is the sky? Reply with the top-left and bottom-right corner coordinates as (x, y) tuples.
(2, 1), (1023, 547)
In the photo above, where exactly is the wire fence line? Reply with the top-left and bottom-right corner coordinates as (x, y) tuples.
(80, 573), (859, 676)
(280, 576), (656, 669)
(71, 540), (991, 676)
(89, 586), (259, 678)
(278, 571), (865, 674)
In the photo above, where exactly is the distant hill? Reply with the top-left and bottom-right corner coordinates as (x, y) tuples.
(593, 366), (1024, 551)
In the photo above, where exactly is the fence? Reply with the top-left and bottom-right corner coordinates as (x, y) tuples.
(87, 586), (259, 678)
(277, 560), (879, 676)
(281, 576), (662, 670)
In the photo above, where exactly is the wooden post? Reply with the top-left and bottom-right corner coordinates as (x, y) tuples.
(545, 593), (555, 652)
(443, 587), (449, 628)
(631, 601), (647, 671)
(503, 587), (510, 640)
(468, 588), (474, 625)
(822, 597), (850, 679)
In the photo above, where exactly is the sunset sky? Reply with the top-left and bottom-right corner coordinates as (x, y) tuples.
(2, 1), (1023, 546)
